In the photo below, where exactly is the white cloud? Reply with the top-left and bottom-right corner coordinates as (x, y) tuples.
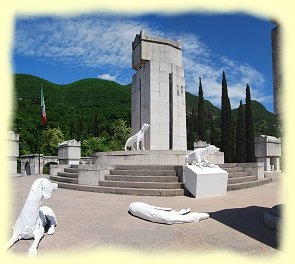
(14, 14), (271, 109)
(98, 73), (116, 82)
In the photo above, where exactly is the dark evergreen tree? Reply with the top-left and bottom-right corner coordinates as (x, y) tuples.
(235, 100), (246, 163)
(210, 122), (217, 146)
(186, 113), (195, 150)
(245, 84), (256, 162)
(220, 71), (234, 162)
(197, 77), (206, 141)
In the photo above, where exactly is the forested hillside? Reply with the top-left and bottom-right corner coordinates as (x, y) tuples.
(11, 74), (280, 155)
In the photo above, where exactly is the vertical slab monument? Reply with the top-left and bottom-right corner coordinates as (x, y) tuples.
(132, 30), (187, 150)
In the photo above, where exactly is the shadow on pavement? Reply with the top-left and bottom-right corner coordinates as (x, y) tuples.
(209, 205), (280, 249)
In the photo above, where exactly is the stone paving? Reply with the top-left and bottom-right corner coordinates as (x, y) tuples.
(7, 173), (283, 256)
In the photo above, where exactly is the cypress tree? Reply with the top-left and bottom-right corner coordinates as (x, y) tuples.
(186, 113), (195, 150)
(235, 100), (246, 162)
(245, 84), (256, 162)
(210, 122), (217, 146)
(197, 77), (206, 141)
(220, 71), (234, 162)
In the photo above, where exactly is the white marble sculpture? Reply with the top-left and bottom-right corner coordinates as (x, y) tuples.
(128, 202), (209, 224)
(125, 123), (150, 151)
(7, 178), (58, 256)
(186, 144), (220, 169)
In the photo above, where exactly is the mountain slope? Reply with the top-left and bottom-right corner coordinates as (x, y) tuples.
(12, 74), (279, 155)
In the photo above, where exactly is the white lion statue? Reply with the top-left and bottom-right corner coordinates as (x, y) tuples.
(125, 123), (150, 151)
(128, 202), (209, 224)
(186, 144), (220, 169)
(7, 178), (58, 256)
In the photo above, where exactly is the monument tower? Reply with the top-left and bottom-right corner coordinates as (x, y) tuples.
(131, 30), (187, 150)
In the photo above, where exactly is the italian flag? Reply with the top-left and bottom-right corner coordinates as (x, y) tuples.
(40, 84), (46, 126)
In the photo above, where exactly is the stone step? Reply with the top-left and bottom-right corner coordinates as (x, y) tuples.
(51, 181), (184, 196)
(50, 175), (78, 184)
(228, 171), (251, 178)
(219, 163), (239, 168)
(99, 180), (182, 189)
(227, 175), (257, 184)
(115, 165), (176, 171)
(70, 164), (79, 168)
(57, 171), (78, 178)
(110, 169), (176, 176)
(64, 167), (78, 173)
(105, 175), (179, 182)
(222, 167), (244, 173)
(227, 177), (272, 191)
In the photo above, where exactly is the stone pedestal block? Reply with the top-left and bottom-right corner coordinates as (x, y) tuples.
(255, 135), (281, 172)
(58, 139), (81, 165)
(8, 131), (21, 176)
(184, 165), (228, 198)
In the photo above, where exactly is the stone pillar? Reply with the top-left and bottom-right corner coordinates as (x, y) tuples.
(131, 30), (187, 150)
(8, 131), (21, 176)
(255, 135), (281, 172)
(58, 139), (81, 165)
(272, 24), (282, 118)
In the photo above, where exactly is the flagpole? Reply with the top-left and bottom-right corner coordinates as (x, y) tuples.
(39, 83), (42, 174)
(39, 83), (46, 174)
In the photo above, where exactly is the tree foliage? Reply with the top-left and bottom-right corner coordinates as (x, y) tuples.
(197, 77), (206, 141)
(40, 127), (65, 156)
(221, 71), (234, 162)
(12, 74), (280, 156)
(245, 84), (256, 162)
(235, 101), (246, 163)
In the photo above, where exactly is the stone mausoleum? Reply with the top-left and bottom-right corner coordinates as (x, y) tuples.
(131, 30), (187, 150)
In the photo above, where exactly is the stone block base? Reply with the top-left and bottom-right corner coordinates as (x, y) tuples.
(184, 165), (228, 197)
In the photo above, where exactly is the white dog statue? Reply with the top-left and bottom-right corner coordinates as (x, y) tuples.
(186, 144), (220, 169)
(128, 202), (209, 224)
(125, 123), (150, 151)
(7, 178), (58, 256)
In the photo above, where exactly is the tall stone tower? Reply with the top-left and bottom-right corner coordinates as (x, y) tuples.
(131, 30), (187, 150)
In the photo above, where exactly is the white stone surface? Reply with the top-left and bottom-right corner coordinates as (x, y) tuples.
(8, 131), (20, 176)
(58, 139), (81, 165)
(7, 178), (58, 256)
(184, 165), (228, 198)
(255, 135), (281, 171)
(128, 202), (209, 224)
(125, 123), (150, 151)
(92, 150), (224, 167)
(132, 30), (187, 150)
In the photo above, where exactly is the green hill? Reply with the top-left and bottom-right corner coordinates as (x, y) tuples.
(11, 74), (280, 155)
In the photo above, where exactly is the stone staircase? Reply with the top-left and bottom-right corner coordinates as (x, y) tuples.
(219, 163), (272, 191)
(50, 163), (272, 196)
(50, 165), (184, 196)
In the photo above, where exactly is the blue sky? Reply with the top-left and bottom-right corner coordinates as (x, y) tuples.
(13, 13), (276, 112)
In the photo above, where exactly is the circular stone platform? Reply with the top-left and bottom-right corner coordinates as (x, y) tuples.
(264, 204), (283, 231)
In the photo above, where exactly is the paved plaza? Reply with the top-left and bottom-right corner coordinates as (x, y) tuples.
(7, 173), (283, 256)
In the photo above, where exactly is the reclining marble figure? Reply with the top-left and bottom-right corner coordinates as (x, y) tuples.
(186, 144), (220, 169)
(7, 178), (58, 256)
(125, 123), (150, 151)
(128, 202), (209, 224)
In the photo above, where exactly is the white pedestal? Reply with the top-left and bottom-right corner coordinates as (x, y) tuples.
(184, 165), (228, 198)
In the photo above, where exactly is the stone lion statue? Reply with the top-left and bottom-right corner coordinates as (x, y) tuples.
(125, 123), (150, 151)
(186, 144), (220, 169)
(7, 178), (58, 256)
(128, 202), (209, 224)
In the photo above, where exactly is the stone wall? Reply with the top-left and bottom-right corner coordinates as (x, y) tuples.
(92, 150), (224, 166)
